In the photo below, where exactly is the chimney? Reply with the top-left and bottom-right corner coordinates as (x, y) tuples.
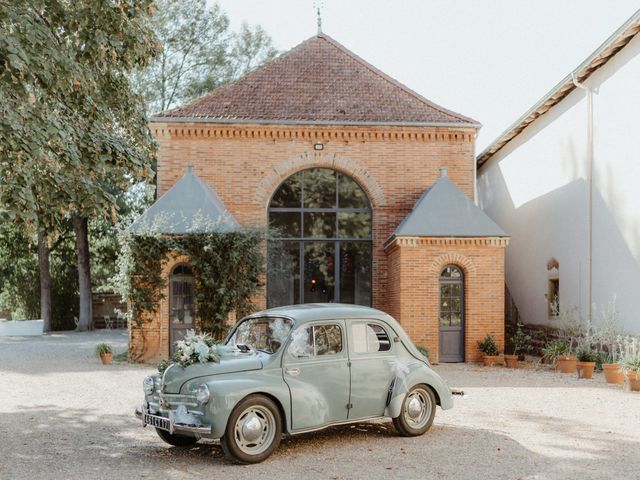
(439, 167), (448, 177)
(187, 164), (194, 174)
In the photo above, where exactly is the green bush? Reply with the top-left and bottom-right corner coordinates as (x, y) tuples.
(477, 334), (500, 356)
(541, 339), (570, 365)
(576, 344), (597, 362)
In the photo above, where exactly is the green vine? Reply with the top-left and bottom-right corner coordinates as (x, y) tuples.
(113, 226), (266, 358)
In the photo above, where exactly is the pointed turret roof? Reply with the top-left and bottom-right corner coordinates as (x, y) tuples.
(129, 167), (239, 234)
(152, 34), (479, 127)
(391, 170), (507, 239)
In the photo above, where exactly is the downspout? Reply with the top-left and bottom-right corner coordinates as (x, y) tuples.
(572, 73), (593, 323)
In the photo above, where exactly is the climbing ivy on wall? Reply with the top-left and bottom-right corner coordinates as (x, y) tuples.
(113, 228), (265, 359)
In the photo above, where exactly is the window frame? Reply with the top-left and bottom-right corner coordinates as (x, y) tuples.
(267, 168), (373, 307)
(347, 320), (394, 356)
(169, 263), (195, 324)
(285, 322), (346, 361)
(439, 265), (464, 329)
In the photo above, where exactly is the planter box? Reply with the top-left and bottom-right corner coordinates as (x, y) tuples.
(0, 319), (44, 337)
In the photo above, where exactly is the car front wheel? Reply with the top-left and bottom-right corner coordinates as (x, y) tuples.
(221, 394), (282, 464)
(392, 384), (436, 436)
(155, 428), (198, 447)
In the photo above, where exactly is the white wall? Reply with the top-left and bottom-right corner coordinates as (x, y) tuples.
(478, 33), (640, 334)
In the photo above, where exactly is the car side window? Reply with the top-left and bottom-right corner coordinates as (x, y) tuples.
(288, 324), (343, 358)
(351, 323), (391, 354)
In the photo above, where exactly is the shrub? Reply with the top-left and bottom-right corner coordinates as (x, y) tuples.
(541, 338), (570, 365)
(477, 334), (500, 356)
(576, 344), (597, 363)
(618, 336), (640, 372)
(416, 345), (430, 360)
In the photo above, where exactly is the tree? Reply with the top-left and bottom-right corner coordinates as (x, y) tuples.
(133, 0), (278, 114)
(0, 1), (158, 331)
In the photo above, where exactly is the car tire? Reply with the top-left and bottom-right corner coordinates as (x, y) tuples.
(155, 428), (199, 447)
(221, 394), (282, 464)
(392, 384), (436, 437)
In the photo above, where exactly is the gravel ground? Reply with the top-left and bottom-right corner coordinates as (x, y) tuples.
(1, 331), (639, 480)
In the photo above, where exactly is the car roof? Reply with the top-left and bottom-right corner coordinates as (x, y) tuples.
(246, 303), (396, 325)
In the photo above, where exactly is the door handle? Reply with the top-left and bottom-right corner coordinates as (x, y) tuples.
(285, 367), (300, 376)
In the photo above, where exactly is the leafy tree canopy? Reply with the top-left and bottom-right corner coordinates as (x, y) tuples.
(0, 0), (158, 230)
(133, 0), (278, 114)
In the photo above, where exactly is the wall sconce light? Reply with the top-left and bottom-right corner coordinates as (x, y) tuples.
(314, 141), (324, 150)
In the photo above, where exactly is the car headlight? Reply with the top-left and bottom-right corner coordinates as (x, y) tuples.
(143, 376), (155, 395)
(195, 384), (210, 404)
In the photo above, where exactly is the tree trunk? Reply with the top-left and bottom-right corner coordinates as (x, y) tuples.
(37, 229), (52, 333)
(73, 215), (93, 331)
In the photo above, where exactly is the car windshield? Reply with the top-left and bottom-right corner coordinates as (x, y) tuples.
(226, 317), (293, 354)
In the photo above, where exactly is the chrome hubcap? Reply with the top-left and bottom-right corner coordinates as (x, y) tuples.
(407, 397), (422, 419)
(403, 388), (432, 429)
(241, 414), (263, 442)
(234, 406), (276, 455)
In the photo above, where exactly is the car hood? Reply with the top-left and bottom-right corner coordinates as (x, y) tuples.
(161, 351), (263, 393)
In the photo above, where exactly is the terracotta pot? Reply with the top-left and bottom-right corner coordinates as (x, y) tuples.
(576, 361), (596, 379)
(626, 370), (640, 392)
(504, 354), (519, 368)
(557, 355), (577, 374)
(100, 352), (112, 365)
(602, 363), (624, 384)
(483, 355), (503, 366)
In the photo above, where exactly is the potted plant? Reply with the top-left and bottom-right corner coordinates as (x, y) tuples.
(96, 343), (113, 365)
(575, 344), (597, 379)
(504, 322), (531, 368)
(477, 334), (502, 366)
(618, 336), (640, 392)
(541, 338), (573, 371)
(593, 297), (624, 384)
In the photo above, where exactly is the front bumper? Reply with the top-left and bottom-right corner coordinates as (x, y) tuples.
(135, 404), (212, 435)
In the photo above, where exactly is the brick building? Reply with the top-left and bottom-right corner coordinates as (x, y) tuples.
(132, 33), (508, 363)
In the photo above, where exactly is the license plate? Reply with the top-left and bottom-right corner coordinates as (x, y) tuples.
(144, 413), (170, 431)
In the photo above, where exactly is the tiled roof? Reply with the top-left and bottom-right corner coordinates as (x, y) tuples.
(153, 34), (479, 127)
(129, 166), (239, 234)
(389, 170), (507, 240)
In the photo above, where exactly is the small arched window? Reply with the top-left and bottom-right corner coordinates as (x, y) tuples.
(440, 265), (463, 327)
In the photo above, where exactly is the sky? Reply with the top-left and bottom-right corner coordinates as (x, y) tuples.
(212, 0), (640, 152)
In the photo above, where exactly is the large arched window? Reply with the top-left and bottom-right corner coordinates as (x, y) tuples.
(267, 168), (372, 307)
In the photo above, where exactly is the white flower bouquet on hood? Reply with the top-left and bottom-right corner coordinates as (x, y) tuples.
(173, 329), (220, 367)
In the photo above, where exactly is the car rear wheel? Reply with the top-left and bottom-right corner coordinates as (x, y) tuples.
(155, 428), (198, 447)
(392, 384), (436, 436)
(221, 394), (282, 464)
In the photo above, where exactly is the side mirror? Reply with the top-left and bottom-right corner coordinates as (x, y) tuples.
(393, 337), (401, 343)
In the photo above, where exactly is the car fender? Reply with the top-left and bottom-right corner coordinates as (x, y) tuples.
(183, 368), (291, 439)
(384, 363), (453, 418)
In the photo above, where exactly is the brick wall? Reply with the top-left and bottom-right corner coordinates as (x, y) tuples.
(152, 122), (476, 312)
(131, 121), (507, 363)
(385, 237), (506, 363)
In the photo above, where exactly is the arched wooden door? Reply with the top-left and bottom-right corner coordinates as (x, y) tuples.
(439, 265), (464, 362)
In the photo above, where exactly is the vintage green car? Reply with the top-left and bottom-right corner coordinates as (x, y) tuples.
(135, 304), (458, 463)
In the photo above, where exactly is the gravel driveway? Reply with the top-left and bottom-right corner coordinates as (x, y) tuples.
(1, 331), (638, 480)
